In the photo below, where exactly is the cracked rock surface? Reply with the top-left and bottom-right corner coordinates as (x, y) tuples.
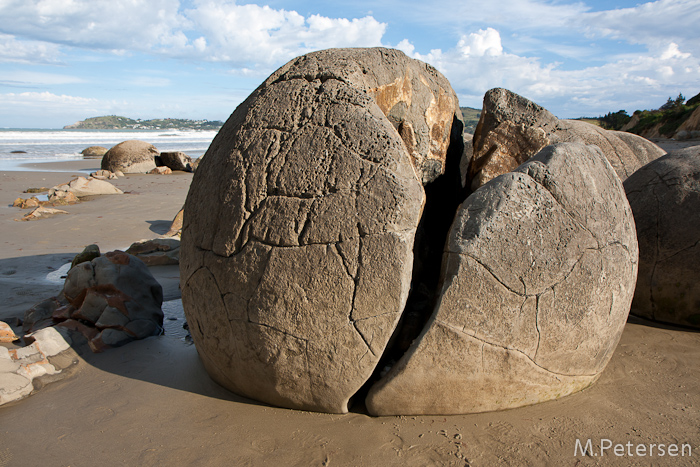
(468, 88), (665, 190)
(366, 143), (638, 415)
(624, 146), (700, 328)
(180, 48), (465, 413)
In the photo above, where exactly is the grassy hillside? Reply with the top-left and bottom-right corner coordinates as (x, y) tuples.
(460, 107), (481, 133)
(594, 91), (700, 137)
(64, 115), (224, 130)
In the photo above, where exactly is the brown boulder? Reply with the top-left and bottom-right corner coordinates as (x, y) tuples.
(468, 88), (665, 190)
(149, 166), (172, 175)
(81, 146), (108, 158)
(101, 140), (158, 173)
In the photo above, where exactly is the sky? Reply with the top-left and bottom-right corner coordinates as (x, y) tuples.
(0, 0), (698, 128)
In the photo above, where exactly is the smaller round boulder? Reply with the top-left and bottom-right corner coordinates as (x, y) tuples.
(81, 146), (108, 159)
(101, 140), (158, 173)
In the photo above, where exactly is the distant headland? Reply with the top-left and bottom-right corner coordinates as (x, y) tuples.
(64, 115), (224, 130)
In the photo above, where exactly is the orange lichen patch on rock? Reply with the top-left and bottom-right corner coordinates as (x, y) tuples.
(0, 322), (19, 343)
(424, 86), (456, 160)
(368, 71), (413, 116)
(90, 284), (132, 316)
(105, 250), (131, 265)
(470, 120), (550, 188)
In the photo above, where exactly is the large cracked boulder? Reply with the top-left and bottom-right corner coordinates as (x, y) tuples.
(468, 88), (665, 190)
(366, 143), (638, 415)
(101, 140), (158, 174)
(624, 147), (700, 328)
(180, 48), (465, 413)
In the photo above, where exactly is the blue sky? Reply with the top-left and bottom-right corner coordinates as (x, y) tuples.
(0, 0), (698, 128)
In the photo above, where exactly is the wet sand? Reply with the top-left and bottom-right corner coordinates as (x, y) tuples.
(1, 158), (698, 466)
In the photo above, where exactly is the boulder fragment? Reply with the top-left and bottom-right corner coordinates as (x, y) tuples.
(158, 151), (194, 172)
(48, 176), (123, 198)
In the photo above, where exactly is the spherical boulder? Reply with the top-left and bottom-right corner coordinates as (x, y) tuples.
(366, 142), (639, 415)
(624, 146), (700, 328)
(180, 47), (464, 413)
(101, 140), (158, 173)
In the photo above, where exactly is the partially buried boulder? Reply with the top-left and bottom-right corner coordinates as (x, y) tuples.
(81, 146), (108, 159)
(468, 88), (665, 190)
(366, 143), (638, 415)
(180, 47), (465, 413)
(101, 140), (158, 173)
(48, 176), (123, 198)
(624, 146), (700, 328)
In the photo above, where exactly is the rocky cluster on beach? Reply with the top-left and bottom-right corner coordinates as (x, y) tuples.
(100, 139), (198, 174)
(23, 248), (165, 352)
(176, 47), (699, 416)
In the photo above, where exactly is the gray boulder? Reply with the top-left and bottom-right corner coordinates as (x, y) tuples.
(180, 47), (467, 413)
(24, 251), (164, 351)
(101, 140), (158, 173)
(468, 88), (665, 190)
(366, 143), (638, 415)
(624, 146), (700, 328)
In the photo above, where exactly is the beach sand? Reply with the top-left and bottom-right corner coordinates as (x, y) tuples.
(1, 157), (699, 466)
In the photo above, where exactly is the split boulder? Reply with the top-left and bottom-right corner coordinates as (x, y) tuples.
(180, 47), (468, 413)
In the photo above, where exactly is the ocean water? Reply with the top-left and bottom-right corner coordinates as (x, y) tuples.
(0, 129), (217, 171)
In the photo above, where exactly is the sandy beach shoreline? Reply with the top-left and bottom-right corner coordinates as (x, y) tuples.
(1, 158), (699, 466)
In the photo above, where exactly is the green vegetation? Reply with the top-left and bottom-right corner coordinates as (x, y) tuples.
(594, 91), (700, 137)
(64, 115), (224, 130)
(460, 107), (481, 133)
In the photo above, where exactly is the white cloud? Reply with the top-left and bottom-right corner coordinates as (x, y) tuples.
(0, 0), (188, 52)
(457, 28), (503, 57)
(0, 33), (62, 64)
(581, 0), (700, 57)
(0, 70), (85, 87)
(182, 1), (386, 69)
(0, 0), (387, 71)
(401, 28), (700, 117)
(0, 91), (99, 107)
